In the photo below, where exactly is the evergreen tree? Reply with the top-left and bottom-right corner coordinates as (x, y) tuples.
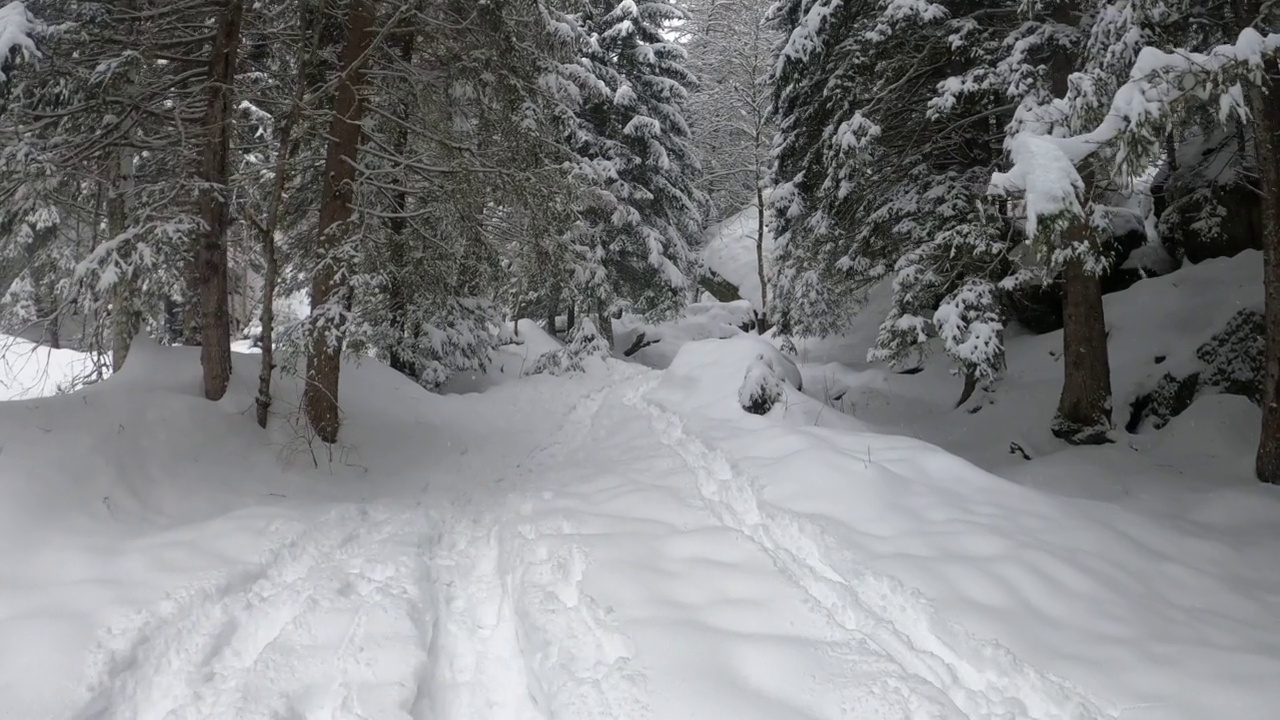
(562, 0), (705, 324)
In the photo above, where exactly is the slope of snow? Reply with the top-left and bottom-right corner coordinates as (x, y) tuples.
(700, 201), (773, 308)
(614, 299), (755, 369)
(797, 250), (1261, 472)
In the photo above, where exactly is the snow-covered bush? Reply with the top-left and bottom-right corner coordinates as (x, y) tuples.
(529, 317), (611, 376)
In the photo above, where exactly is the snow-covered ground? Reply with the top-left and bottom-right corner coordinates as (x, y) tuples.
(0, 334), (104, 400)
(2, 253), (1278, 719)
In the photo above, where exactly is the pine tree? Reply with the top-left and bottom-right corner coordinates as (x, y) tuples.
(562, 0), (704, 324)
(304, 0), (379, 444)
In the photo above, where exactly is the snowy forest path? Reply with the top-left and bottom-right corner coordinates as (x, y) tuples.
(70, 364), (1103, 720)
(69, 370), (647, 720)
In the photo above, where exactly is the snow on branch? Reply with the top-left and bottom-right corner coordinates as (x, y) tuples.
(0, 1), (39, 79)
(990, 27), (1280, 240)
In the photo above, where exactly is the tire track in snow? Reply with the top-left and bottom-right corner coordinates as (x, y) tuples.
(76, 504), (439, 720)
(627, 383), (1115, 720)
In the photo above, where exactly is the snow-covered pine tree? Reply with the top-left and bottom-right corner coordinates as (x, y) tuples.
(767, 1), (1027, 397)
(560, 0), (705, 327)
(0, 0), (225, 368)
(990, 0), (1280, 471)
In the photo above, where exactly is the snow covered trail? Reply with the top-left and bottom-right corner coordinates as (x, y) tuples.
(628, 382), (1111, 720)
(67, 363), (1109, 720)
(70, 373), (649, 720)
(503, 375), (1109, 720)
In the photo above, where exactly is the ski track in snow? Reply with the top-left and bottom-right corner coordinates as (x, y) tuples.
(77, 504), (440, 720)
(626, 379), (1116, 720)
(76, 375), (646, 720)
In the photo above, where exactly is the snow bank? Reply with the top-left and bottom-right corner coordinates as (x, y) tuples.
(645, 335), (1280, 720)
(438, 318), (563, 393)
(793, 250), (1261, 472)
(0, 334), (103, 400)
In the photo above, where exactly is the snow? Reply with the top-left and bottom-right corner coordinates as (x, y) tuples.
(0, 1), (39, 78)
(700, 197), (773, 309)
(614, 299), (755, 369)
(992, 28), (1280, 236)
(2, 253), (1279, 720)
(0, 334), (103, 400)
(439, 319), (562, 393)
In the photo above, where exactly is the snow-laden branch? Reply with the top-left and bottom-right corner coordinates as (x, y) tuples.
(990, 27), (1280, 239)
(0, 1), (40, 79)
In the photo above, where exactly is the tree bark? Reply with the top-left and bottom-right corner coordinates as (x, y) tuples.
(304, 0), (378, 444)
(1048, 11), (1112, 444)
(197, 0), (245, 401)
(109, 146), (137, 372)
(1053, 256), (1113, 443)
(754, 184), (769, 333)
(254, 7), (326, 429)
(1249, 60), (1280, 482)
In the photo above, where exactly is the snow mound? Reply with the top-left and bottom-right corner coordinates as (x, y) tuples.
(439, 318), (563, 393)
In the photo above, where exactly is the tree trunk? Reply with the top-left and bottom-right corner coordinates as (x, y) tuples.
(1048, 10), (1112, 445)
(197, 0), (245, 401)
(566, 303), (576, 333)
(754, 184), (769, 333)
(45, 307), (60, 349)
(109, 146), (137, 372)
(1053, 256), (1113, 443)
(1250, 60), (1280, 482)
(256, 8), (325, 428)
(304, 0), (378, 444)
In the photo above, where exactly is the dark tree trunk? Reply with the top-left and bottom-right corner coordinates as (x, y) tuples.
(197, 0), (245, 401)
(45, 309), (60, 349)
(304, 0), (378, 444)
(1250, 60), (1280, 482)
(566, 303), (576, 333)
(1224, 0), (1280, 481)
(1053, 257), (1113, 443)
(1048, 11), (1112, 444)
